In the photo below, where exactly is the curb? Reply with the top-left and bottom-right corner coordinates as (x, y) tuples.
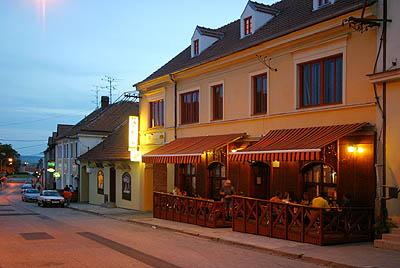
(68, 206), (360, 268)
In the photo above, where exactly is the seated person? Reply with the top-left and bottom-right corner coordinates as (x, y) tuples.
(269, 191), (282, 202)
(172, 186), (182, 196)
(311, 192), (330, 209)
(300, 193), (311, 206)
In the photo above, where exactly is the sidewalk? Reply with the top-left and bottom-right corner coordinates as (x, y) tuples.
(69, 203), (400, 268)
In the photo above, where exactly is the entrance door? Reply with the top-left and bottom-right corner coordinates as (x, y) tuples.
(251, 162), (270, 199)
(110, 167), (116, 203)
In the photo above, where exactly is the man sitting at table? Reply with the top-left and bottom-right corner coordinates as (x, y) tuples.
(312, 192), (330, 209)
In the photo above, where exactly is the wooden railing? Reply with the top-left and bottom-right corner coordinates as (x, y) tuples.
(153, 192), (229, 228)
(232, 196), (374, 245)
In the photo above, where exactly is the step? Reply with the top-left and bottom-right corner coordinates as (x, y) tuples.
(382, 233), (400, 241)
(374, 239), (400, 251)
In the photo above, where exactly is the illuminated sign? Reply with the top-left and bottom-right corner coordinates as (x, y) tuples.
(47, 161), (55, 168)
(129, 116), (139, 148)
(53, 171), (61, 179)
(128, 116), (141, 162)
(130, 150), (142, 162)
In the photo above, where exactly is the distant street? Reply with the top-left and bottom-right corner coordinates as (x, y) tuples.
(0, 182), (322, 268)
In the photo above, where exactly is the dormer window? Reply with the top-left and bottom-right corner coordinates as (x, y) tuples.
(244, 16), (252, 35)
(193, 39), (199, 56)
(313, 0), (335, 10)
(240, 1), (279, 39)
(191, 26), (223, 58)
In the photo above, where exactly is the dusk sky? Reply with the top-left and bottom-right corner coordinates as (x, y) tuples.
(0, 0), (277, 157)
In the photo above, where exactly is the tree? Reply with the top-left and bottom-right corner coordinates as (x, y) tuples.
(0, 143), (20, 174)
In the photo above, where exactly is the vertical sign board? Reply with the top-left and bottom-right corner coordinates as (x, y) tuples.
(128, 116), (141, 162)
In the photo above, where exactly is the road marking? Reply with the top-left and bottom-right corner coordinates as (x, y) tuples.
(77, 232), (182, 268)
(20, 232), (55, 240)
(0, 213), (39, 216)
(0, 208), (15, 211)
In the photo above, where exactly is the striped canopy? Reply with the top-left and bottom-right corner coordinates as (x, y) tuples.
(229, 123), (367, 162)
(142, 133), (244, 164)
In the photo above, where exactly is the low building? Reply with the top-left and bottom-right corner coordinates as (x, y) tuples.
(78, 120), (146, 210)
(53, 96), (138, 193)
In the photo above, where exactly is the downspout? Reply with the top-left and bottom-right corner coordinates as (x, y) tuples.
(169, 74), (178, 140)
(381, 0), (388, 220)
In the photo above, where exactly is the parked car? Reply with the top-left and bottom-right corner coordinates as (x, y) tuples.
(21, 189), (40, 202)
(20, 183), (33, 193)
(37, 190), (65, 207)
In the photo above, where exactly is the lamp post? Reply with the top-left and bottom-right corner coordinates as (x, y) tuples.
(0, 158), (13, 174)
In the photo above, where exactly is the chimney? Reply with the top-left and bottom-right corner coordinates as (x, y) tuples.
(101, 96), (109, 108)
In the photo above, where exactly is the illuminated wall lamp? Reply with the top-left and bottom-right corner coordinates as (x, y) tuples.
(347, 145), (365, 154)
(272, 160), (280, 168)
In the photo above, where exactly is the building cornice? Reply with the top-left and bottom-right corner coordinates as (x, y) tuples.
(368, 68), (400, 84)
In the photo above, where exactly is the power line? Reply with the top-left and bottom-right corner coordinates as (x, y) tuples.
(15, 144), (47, 150)
(0, 139), (47, 142)
(0, 114), (65, 127)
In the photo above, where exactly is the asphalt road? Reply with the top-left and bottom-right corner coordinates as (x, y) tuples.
(0, 183), (323, 268)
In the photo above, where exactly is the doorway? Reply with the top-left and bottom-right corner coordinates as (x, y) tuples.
(251, 162), (270, 199)
(110, 167), (116, 203)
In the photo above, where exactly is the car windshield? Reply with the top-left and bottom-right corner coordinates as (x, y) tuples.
(43, 191), (60, 197)
(22, 185), (32, 189)
(26, 189), (40, 194)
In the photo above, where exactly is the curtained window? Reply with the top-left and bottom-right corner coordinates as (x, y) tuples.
(299, 54), (343, 108)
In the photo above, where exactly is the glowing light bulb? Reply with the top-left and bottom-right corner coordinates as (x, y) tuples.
(347, 146), (356, 153)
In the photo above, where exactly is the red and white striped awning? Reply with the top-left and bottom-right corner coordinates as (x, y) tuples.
(142, 133), (244, 164)
(229, 123), (367, 162)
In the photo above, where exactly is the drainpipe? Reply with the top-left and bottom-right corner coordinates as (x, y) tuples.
(381, 0), (388, 222)
(169, 74), (178, 140)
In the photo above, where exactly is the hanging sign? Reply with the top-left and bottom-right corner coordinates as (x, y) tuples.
(128, 116), (141, 162)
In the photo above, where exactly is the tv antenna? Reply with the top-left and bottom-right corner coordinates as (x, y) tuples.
(101, 75), (119, 103)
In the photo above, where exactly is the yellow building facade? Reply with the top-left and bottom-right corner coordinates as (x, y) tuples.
(137, 2), (379, 211)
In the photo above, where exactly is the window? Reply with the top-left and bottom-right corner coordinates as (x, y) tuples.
(318, 0), (331, 7)
(179, 164), (197, 197)
(208, 162), (225, 200)
(252, 73), (268, 114)
(244, 16), (252, 35)
(193, 39), (199, 56)
(97, 170), (104, 194)
(303, 163), (337, 201)
(299, 54), (343, 108)
(122, 172), (131, 201)
(212, 84), (223, 120)
(180, 90), (199, 125)
(149, 100), (164, 128)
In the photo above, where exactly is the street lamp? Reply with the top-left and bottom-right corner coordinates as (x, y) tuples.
(0, 158), (13, 173)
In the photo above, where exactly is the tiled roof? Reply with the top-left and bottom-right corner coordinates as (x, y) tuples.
(56, 101), (138, 140)
(56, 124), (73, 139)
(78, 120), (130, 161)
(249, 1), (280, 15)
(139, 0), (373, 84)
(197, 26), (224, 39)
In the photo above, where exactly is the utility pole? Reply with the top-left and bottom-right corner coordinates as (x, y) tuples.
(101, 75), (118, 104)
